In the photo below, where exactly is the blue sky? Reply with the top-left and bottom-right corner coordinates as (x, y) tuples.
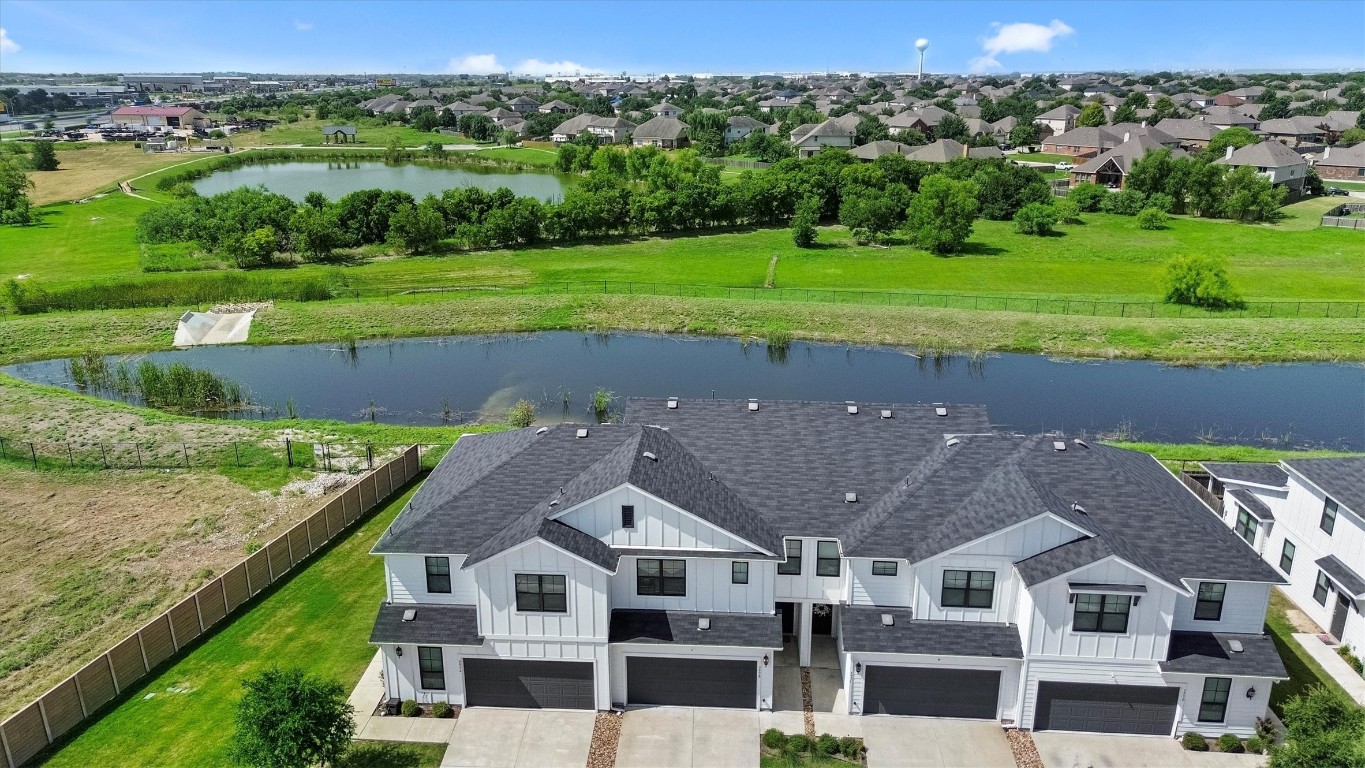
(1, 0), (1362, 76)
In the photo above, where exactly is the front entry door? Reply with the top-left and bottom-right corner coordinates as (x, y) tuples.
(1332, 594), (1350, 640)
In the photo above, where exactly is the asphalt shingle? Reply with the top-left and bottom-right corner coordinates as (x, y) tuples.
(609, 609), (782, 648)
(369, 602), (483, 646)
(1161, 632), (1288, 678)
(1202, 462), (1289, 488)
(839, 607), (1023, 658)
(1285, 458), (1365, 517)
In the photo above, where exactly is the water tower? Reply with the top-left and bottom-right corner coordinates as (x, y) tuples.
(915, 38), (929, 81)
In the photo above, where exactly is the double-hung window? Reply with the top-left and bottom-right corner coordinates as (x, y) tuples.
(871, 561), (898, 576)
(1073, 593), (1131, 633)
(1198, 677), (1231, 722)
(425, 556), (451, 594)
(637, 559), (686, 596)
(1279, 540), (1296, 575)
(515, 574), (567, 612)
(1194, 582), (1226, 621)
(1321, 498), (1338, 535)
(1234, 508), (1257, 545)
(732, 561), (749, 584)
(816, 541), (841, 577)
(1314, 570), (1332, 605)
(418, 646), (446, 690)
(941, 570), (995, 608)
(778, 540), (802, 575)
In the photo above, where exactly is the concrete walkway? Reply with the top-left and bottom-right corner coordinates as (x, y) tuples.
(1033, 732), (1265, 767)
(441, 709), (595, 768)
(862, 718), (1014, 768)
(1294, 632), (1365, 704)
(348, 650), (457, 743)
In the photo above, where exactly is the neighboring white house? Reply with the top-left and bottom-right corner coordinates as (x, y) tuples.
(789, 119), (855, 158)
(1203, 459), (1365, 651)
(1215, 141), (1309, 191)
(725, 115), (767, 146)
(368, 399), (1286, 738)
(1034, 104), (1081, 137)
(648, 102), (682, 119)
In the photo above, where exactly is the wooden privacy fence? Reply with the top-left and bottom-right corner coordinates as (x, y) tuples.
(0, 446), (421, 768)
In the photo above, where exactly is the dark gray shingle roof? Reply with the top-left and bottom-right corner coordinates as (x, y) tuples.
(1202, 462), (1288, 488)
(1015, 536), (1115, 586)
(1161, 632), (1287, 678)
(369, 603), (483, 646)
(609, 609), (782, 648)
(1229, 488), (1275, 521)
(1316, 554), (1365, 598)
(1285, 458), (1365, 517)
(839, 607), (1022, 658)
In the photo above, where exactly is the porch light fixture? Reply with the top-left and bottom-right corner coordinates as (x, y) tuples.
(395, 647), (403, 657)
(762, 655), (769, 666)
(855, 662), (862, 674)
(1246, 687), (1257, 699)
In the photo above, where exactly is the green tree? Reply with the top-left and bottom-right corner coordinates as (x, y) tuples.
(227, 226), (279, 267)
(904, 175), (978, 254)
(499, 129), (520, 147)
(0, 156), (35, 225)
(1067, 181), (1109, 212)
(1220, 165), (1286, 223)
(1136, 207), (1168, 230)
(388, 196), (447, 253)
(1012, 202), (1058, 235)
(791, 195), (820, 248)
(1163, 255), (1243, 309)
(838, 185), (909, 244)
(228, 667), (354, 768)
(855, 114), (890, 146)
(458, 114), (496, 141)
(1259, 96), (1293, 121)
(1151, 96), (1177, 122)
(383, 137), (409, 164)
(1205, 127), (1260, 159)
(1338, 126), (1365, 147)
(684, 110), (727, 157)
(1111, 104), (1139, 125)
(1076, 102), (1108, 127)
(1009, 122), (1039, 148)
(935, 114), (970, 142)
(29, 141), (59, 171)
(410, 106), (441, 132)
(289, 206), (341, 260)
(1268, 687), (1365, 768)
(425, 141), (447, 160)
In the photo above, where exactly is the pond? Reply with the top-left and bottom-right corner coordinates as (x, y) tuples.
(6, 333), (1362, 450)
(190, 159), (568, 202)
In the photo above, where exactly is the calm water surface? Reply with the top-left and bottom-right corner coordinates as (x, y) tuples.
(6, 333), (1362, 449)
(190, 160), (568, 202)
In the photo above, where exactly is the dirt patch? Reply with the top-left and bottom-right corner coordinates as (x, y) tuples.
(0, 465), (339, 716)
(1284, 606), (1324, 634)
(587, 711), (622, 768)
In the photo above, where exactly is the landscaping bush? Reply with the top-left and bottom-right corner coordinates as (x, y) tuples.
(1012, 202), (1059, 235)
(506, 399), (536, 428)
(431, 702), (452, 719)
(838, 736), (861, 759)
(762, 728), (786, 750)
(1054, 198), (1082, 224)
(786, 734), (812, 753)
(1163, 255), (1244, 310)
(1182, 732), (1209, 751)
(229, 667), (355, 768)
(1067, 182), (1108, 212)
(816, 733), (840, 756)
(400, 699), (419, 717)
(1218, 733), (1244, 753)
(1145, 192), (1176, 213)
(1137, 207), (1169, 230)
(1271, 687), (1365, 768)
(791, 195), (820, 248)
(1255, 716), (1277, 743)
(1337, 644), (1364, 675)
(1246, 736), (1266, 754)
(1102, 188), (1147, 216)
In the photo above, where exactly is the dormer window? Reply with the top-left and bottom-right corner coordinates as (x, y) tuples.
(621, 505), (635, 529)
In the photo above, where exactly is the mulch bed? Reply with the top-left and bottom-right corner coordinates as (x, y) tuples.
(369, 701), (460, 719)
(1005, 729), (1043, 768)
(799, 666), (816, 737)
(587, 711), (622, 768)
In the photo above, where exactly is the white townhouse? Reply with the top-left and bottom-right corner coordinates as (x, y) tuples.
(1203, 458), (1365, 651)
(369, 399), (1286, 738)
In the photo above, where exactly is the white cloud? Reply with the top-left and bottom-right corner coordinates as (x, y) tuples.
(448, 53), (504, 74)
(969, 19), (1074, 73)
(514, 58), (592, 76)
(294, 20), (314, 31)
(446, 53), (604, 76)
(0, 28), (20, 56)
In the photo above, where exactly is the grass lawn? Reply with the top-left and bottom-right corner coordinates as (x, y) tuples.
(24, 143), (206, 205)
(761, 754), (855, 768)
(1, 193), (154, 281)
(1264, 589), (1348, 715)
(40, 481), (421, 768)
(336, 740), (446, 768)
(474, 146), (559, 167)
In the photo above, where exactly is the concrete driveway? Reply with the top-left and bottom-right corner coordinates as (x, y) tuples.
(1032, 732), (1267, 768)
(440, 708), (596, 768)
(862, 717), (1015, 768)
(616, 707), (759, 768)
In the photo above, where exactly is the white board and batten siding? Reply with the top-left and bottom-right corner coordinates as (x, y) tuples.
(473, 539), (610, 640)
(1163, 671), (1275, 738)
(385, 554), (478, 605)
(913, 555), (1019, 624)
(608, 644), (772, 708)
(843, 650), (1022, 721)
(848, 559), (912, 607)
(1172, 581), (1272, 634)
(1273, 470), (1365, 649)
(611, 556), (776, 613)
(1018, 658), (1171, 731)
(1023, 558), (1178, 661)
(380, 638), (611, 709)
(555, 484), (761, 552)
(775, 537), (847, 603)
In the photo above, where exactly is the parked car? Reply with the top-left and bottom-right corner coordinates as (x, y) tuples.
(1055, 161), (1074, 171)
(1325, 187), (1349, 196)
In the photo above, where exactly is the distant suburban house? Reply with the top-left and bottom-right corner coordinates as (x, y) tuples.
(903, 138), (1000, 163)
(111, 105), (208, 129)
(849, 140), (917, 161)
(631, 116), (689, 149)
(1034, 104), (1081, 137)
(322, 125), (357, 144)
(1151, 119), (1223, 151)
(885, 110), (932, 137)
(1313, 144), (1365, 181)
(1041, 126), (1122, 159)
(1069, 136), (1188, 189)
(406, 99), (441, 115)
(789, 119), (855, 158)
(509, 96), (541, 114)
(586, 116), (637, 144)
(539, 99), (578, 114)
(648, 102), (683, 119)
(1214, 141), (1309, 191)
(443, 102), (488, 119)
(1200, 106), (1260, 131)
(1258, 117), (1327, 148)
(724, 115), (766, 146)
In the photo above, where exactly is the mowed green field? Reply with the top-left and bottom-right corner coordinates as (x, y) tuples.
(5, 202), (1362, 303)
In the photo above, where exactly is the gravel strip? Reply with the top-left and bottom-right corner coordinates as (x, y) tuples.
(1005, 729), (1043, 768)
(587, 711), (622, 768)
(799, 667), (816, 738)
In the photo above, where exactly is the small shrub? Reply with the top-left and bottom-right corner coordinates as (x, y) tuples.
(1145, 192), (1176, 213)
(1054, 198), (1082, 224)
(1182, 732), (1209, 751)
(1254, 715), (1276, 743)
(1102, 188), (1147, 216)
(1067, 182), (1108, 212)
(1137, 207), (1168, 230)
(1216, 733), (1243, 753)
(244, 541), (261, 555)
(1337, 644), (1364, 675)
(1163, 255), (1244, 310)
(786, 734), (812, 753)
(1012, 202), (1059, 235)
(168, 182), (199, 199)
(1245, 735), (1265, 754)
(762, 728), (786, 749)
(431, 701), (453, 718)
(400, 699), (419, 717)
(816, 733), (839, 756)
(838, 736), (861, 758)
(506, 399), (536, 428)
(791, 195), (820, 248)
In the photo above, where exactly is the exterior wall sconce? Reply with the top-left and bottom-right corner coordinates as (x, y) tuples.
(762, 654), (769, 666)
(395, 646), (403, 657)
(1246, 687), (1256, 699)
(855, 662), (862, 674)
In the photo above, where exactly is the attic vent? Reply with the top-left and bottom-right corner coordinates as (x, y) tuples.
(880, 409), (893, 419)
(846, 403), (859, 415)
(642, 451), (658, 462)
(1073, 439), (1090, 449)
(935, 406), (948, 417)
(535, 426), (549, 435)
(667, 397), (679, 409)
(576, 428), (589, 438)
(945, 437), (961, 447)
(549, 499), (560, 507)
(748, 399), (759, 412)
(1053, 441), (1067, 452)
(845, 492), (858, 503)
(881, 613), (895, 627)
(402, 609), (416, 622)
(698, 617), (711, 631)
(1071, 502), (1087, 515)
(1229, 639), (1244, 653)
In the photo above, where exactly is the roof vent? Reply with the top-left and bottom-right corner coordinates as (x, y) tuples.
(846, 403), (859, 415)
(845, 492), (858, 503)
(667, 397), (679, 409)
(1071, 502), (1087, 515)
(402, 609), (416, 622)
(1073, 439), (1090, 449)
(642, 451), (658, 462)
(1053, 441), (1067, 452)
(698, 617), (711, 631)
(549, 499), (560, 507)
(881, 613), (895, 627)
(945, 437), (961, 447)
(535, 426), (549, 435)
(748, 399), (759, 412)
(880, 409), (893, 419)
(1229, 639), (1244, 653)
(576, 428), (589, 438)
(935, 406), (948, 417)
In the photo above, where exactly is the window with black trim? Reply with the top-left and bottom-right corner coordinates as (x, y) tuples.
(1234, 508), (1257, 545)
(816, 540), (841, 577)
(732, 561), (749, 584)
(778, 540), (802, 575)
(1198, 677), (1231, 722)
(872, 561), (898, 577)
(425, 556), (451, 594)
(1073, 593), (1131, 633)
(515, 574), (567, 612)
(941, 570), (995, 608)
(418, 646), (446, 690)
(637, 559), (686, 596)
(1194, 582), (1226, 621)
(621, 505), (635, 529)
(1314, 570), (1331, 605)
(1279, 540), (1296, 575)
(1321, 498), (1338, 535)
